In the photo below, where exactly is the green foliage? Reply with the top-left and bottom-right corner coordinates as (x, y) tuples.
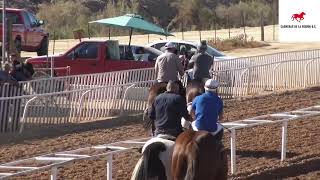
(17, 0), (279, 39)
(207, 34), (270, 51)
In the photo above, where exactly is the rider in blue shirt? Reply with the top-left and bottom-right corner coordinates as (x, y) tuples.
(191, 79), (224, 141)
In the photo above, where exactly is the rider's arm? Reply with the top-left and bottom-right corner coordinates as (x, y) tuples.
(179, 97), (192, 122)
(218, 99), (224, 121)
(154, 59), (159, 76)
(148, 102), (156, 120)
(189, 109), (195, 122)
(189, 97), (198, 121)
(218, 109), (224, 122)
(176, 58), (184, 77)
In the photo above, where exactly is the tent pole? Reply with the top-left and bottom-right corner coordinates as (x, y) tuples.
(2, 0), (6, 68)
(128, 28), (133, 47)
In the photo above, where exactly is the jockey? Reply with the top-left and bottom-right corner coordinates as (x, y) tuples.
(190, 79), (224, 141)
(189, 40), (213, 84)
(149, 81), (192, 139)
(155, 42), (184, 83)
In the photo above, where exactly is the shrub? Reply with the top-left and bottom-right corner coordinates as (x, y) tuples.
(208, 35), (270, 51)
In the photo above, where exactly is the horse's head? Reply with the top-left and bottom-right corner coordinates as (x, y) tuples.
(186, 80), (205, 103)
(301, 12), (306, 16)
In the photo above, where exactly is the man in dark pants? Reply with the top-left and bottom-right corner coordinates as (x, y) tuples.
(149, 81), (191, 138)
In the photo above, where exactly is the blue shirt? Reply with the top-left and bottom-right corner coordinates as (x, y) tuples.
(191, 91), (223, 132)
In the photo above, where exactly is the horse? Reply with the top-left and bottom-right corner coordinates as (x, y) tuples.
(132, 80), (227, 180)
(172, 130), (228, 180)
(292, 12), (306, 22)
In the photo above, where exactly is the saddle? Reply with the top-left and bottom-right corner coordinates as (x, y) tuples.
(156, 134), (176, 142)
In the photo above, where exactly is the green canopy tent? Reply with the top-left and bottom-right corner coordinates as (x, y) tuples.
(89, 14), (173, 47)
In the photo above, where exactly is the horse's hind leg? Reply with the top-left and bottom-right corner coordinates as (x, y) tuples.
(215, 149), (228, 180)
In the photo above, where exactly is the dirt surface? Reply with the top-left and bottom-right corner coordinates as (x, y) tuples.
(1, 87), (320, 179)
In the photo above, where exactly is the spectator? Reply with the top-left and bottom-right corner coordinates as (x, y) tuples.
(134, 47), (149, 61)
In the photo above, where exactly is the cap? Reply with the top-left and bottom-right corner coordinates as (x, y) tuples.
(197, 40), (207, 51)
(204, 79), (220, 91)
(164, 42), (177, 50)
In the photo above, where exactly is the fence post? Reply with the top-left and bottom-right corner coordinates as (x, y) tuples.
(120, 84), (135, 115)
(246, 67), (252, 95)
(51, 166), (58, 180)
(304, 59), (315, 88)
(281, 121), (288, 161)
(106, 154), (113, 180)
(20, 96), (38, 133)
(272, 63), (281, 91)
(230, 129), (237, 174)
(260, 11), (265, 41)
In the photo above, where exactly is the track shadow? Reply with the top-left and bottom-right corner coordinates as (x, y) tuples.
(225, 148), (299, 159)
(242, 158), (320, 179)
(0, 114), (144, 145)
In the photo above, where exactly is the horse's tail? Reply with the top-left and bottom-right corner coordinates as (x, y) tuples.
(185, 141), (199, 180)
(131, 142), (167, 180)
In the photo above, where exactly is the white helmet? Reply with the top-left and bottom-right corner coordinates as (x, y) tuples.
(164, 42), (177, 50)
(204, 79), (220, 91)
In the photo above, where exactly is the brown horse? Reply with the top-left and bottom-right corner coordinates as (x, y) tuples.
(172, 81), (228, 180)
(134, 80), (227, 180)
(172, 130), (228, 180)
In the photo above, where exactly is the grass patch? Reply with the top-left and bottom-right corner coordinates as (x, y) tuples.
(208, 34), (270, 51)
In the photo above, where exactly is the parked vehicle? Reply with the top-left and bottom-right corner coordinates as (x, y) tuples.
(119, 44), (162, 62)
(26, 40), (159, 76)
(0, 8), (48, 56)
(146, 40), (235, 60)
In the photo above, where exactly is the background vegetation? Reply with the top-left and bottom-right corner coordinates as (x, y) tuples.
(8, 0), (279, 39)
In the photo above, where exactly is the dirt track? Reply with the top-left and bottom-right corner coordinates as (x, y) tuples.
(1, 87), (320, 179)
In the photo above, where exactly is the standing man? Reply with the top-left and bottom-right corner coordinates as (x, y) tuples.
(155, 42), (184, 83)
(190, 79), (224, 141)
(149, 81), (191, 138)
(190, 40), (213, 83)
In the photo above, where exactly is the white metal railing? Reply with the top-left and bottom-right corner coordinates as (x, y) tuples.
(214, 48), (320, 71)
(0, 80), (156, 133)
(0, 138), (151, 180)
(0, 68), (156, 97)
(214, 57), (320, 98)
(222, 105), (320, 174)
(1, 51), (320, 132)
(1, 105), (319, 179)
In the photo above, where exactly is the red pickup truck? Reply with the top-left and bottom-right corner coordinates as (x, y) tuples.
(26, 40), (160, 76)
(0, 8), (48, 56)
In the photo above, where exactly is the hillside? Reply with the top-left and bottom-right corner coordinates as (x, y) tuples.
(7, 0), (278, 39)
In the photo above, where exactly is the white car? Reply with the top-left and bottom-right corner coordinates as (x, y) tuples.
(146, 40), (235, 61)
